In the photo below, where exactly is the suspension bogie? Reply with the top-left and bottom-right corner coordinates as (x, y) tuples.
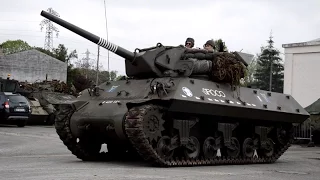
(122, 103), (294, 166)
(54, 102), (294, 167)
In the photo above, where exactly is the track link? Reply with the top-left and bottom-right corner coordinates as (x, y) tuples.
(54, 104), (114, 161)
(124, 104), (291, 167)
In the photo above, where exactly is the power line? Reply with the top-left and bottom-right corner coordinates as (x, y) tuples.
(0, 27), (153, 47)
(0, 32), (99, 48)
(0, 19), (40, 23)
(40, 8), (60, 51)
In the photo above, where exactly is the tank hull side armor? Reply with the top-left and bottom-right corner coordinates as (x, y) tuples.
(54, 77), (308, 166)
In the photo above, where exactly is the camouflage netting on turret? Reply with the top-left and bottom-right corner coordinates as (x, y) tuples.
(211, 52), (246, 85)
(182, 48), (246, 86)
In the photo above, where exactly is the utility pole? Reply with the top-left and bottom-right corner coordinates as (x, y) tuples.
(40, 8), (60, 51)
(96, 46), (100, 85)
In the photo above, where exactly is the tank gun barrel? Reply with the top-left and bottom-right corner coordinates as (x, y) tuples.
(40, 10), (135, 61)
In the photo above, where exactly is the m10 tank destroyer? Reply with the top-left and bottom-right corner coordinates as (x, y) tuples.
(40, 10), (310, 167)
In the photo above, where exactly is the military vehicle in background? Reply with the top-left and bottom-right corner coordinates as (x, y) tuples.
(0, 74), (76, 125)
(41, 10), (310, 167)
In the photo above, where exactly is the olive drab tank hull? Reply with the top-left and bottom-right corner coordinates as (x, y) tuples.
(27, 90), (76, 124)
(41, 10), (310, 167)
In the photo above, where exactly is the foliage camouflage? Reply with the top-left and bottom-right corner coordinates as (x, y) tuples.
(202, 39), (246, 87)
(211, 52), (246, 86)
(184, 42), (246, 87)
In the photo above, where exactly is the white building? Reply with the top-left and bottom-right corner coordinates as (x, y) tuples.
(282, 38), (320, 108)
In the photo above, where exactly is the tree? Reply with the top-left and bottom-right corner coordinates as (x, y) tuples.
(67, 66), (91, 92)
(34, 44), (77, 64)
(109, 71), (118, 81)
(73, 57), (95, 70)
(214, 39), (228, 52)
(34, 47), (56, 57)
(0, 40), (31, 55)
(77, 69), (120, 85)
(252, 33), (284, 92)
(34, 44), (79, 87)
(241, 55), (258, 87)
(52, 44), (77, 64)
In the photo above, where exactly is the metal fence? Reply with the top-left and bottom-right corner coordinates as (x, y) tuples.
(293, 118), (313, 144)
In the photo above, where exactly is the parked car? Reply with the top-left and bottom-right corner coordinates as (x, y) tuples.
(0, 92), (31, 127)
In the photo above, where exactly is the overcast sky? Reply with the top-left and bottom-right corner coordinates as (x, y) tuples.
(0, 0), (319, 76)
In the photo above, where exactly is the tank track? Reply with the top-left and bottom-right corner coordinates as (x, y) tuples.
(55, 104), (138, 162)
(124, 104), (292, 167)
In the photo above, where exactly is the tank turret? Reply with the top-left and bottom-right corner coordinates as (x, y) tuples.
(41, 10), (246, 84)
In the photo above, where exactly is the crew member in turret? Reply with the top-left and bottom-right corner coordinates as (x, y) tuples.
(203, 40), (215, 51)
(185, 37), (195, 48)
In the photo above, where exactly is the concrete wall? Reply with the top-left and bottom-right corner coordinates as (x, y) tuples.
(0, 49), (67, 83)
(283, 43), (320, 108)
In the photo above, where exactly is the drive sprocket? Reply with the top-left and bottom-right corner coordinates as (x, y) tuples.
(142, 105), (165, 143)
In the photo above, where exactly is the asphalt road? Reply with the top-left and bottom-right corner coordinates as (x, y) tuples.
(0, 125), (320, 180)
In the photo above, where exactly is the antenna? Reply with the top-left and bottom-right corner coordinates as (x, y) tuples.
(103, 0), (110, 80)
(40, 8), (60, 51)
(96, 45), (100, 85)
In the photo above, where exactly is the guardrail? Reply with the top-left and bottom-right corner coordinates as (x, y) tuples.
(293, 118), (314, 146)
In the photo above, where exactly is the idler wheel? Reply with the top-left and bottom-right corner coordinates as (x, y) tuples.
(184, 136), (200, 159)
(226, 137), (240, 158)
(156, 136), (174, 160)
(262, 138), (274, 157)
(242, 138), (255, 158)
(203, 136), (219, 159)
